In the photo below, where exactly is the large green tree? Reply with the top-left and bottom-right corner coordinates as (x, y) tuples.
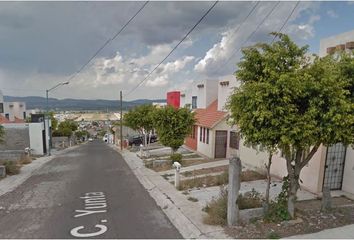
(123, 104), (156, 145)
(53, 120), (78, 137)
(227, 33), (354, 218)
(153, 106), (195, 153)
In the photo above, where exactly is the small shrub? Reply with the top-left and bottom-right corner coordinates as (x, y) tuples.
(170, 153), (182, 164)
(0, 160), (21, 175)
(264, 176), (291, 222)
(203, 186), (228, 225)
(237, 188), (263, 210)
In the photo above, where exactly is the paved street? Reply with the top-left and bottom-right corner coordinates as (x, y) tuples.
(0, 141), (181, 239)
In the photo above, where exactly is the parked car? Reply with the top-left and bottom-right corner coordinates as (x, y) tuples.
(128, 134), (157, 146)
(88, 138), (93, 142)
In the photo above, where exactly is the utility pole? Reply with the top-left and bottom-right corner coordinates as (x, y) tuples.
(120, 91), (123, 150)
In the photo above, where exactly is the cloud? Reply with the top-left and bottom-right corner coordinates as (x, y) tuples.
(326, 10), (338, 18)
(194, 1), (321, 77)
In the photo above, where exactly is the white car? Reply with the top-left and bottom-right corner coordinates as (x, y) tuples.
(88, 138), (93, 142)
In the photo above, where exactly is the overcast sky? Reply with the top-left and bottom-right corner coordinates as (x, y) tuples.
(1, 1), (354, 101)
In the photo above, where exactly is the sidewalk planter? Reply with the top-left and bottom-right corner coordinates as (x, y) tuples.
(239, 208), (264, 223)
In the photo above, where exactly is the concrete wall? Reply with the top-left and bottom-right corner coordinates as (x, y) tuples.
(180, 90), (192, 109)
(0, 150), (24, 161)
(197, 126), (214, 158)
(0, 123), (30, 161)
(239, 139), (268, 171)
(29, 122), (45, 155)
(342, 146), (354, 194)
(319, 29), (354, 57)
(270, 146), (327, 194)
(205, 80), (218, 109)
(217, 78), (239, 111)
(0, 123), (30, 151)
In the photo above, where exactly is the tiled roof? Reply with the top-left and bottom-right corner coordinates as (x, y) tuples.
(194, 100), (228, 129)
(0, 115), (10, 124)
(14, 117), (25, 123)
(0, 115), (25, 124)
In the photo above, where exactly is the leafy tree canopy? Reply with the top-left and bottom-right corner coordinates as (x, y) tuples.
(153, 106), (195, 152)
(123, 104), (156, 134)
(227, 33), (354, 217)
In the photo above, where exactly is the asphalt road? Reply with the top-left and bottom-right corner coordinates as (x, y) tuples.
(0, 141), (182, 239)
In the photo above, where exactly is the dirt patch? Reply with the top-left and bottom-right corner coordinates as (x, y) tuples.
(225, 197), (354, 239)
(177, 170), (266, 190)
(182, 165), (228, 177)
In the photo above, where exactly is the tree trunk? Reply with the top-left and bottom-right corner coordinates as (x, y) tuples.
(148, 131), (151, 146)
(265, 152), (272, 207)
(286, 148), (302, 218)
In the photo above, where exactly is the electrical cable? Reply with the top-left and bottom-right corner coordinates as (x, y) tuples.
(124, 1), (219, 97)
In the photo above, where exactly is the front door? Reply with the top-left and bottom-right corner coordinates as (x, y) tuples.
(323, 143), (347, 190)
(215, 131), (227, 158)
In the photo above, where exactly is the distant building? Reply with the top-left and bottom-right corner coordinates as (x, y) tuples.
(152, 102), (167, 108)
(0, 90), (26, 123)
(319, 29), (354, 57)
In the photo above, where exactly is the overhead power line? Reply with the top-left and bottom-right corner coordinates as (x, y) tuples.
(271, 1), (300, 43)
(67, 1), (149, 83)
(223, 1), (280, 68)
(124, 0), (219, 97)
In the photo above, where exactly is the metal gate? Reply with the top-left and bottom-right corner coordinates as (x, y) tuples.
(323, 143), (347, 190)
(215, 131), (227, 158)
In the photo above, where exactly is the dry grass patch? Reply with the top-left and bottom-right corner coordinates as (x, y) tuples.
(182, 165), (228, 177)
(145, 158), (217, 172)
(0, 160), (21, 175)
(178, 170), (266, 190)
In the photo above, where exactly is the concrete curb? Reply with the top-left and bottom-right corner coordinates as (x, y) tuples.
(0, 144), (81, 197)
(111, 146), (229, 239)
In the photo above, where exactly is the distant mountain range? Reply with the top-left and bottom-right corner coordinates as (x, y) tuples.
(4, 95), (166, 111)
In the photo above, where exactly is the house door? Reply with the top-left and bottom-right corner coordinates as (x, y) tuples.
(323, 143), (347, 190)
(215, 131), (227, 158)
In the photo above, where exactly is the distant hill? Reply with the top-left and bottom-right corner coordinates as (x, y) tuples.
(4, 96), (166, 111)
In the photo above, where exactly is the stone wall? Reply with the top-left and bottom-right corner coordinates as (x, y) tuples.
(0, 125), (29, 161)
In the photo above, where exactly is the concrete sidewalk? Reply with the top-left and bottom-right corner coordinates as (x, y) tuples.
(115, 147), (229, 239)
(287, 224), (354, 239)
(0, 144), (81, 197)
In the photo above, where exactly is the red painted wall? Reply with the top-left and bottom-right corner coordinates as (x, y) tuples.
(167, 91), (180, 109)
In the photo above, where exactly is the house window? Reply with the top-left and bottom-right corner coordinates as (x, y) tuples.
(206, 129), (209, 144)
(203, 128), (206, 143)
(229, 131), (240, 149)
(5, 113), (9, 120)
(199, 126), (202, 141)
(23, 112), (26, 120)
(192, 96), (197, 109)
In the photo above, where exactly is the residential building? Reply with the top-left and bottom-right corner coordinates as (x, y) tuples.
(319, 29), (354, 57)
(184, 79), (239, 159)
(0, 90), (26, 123)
